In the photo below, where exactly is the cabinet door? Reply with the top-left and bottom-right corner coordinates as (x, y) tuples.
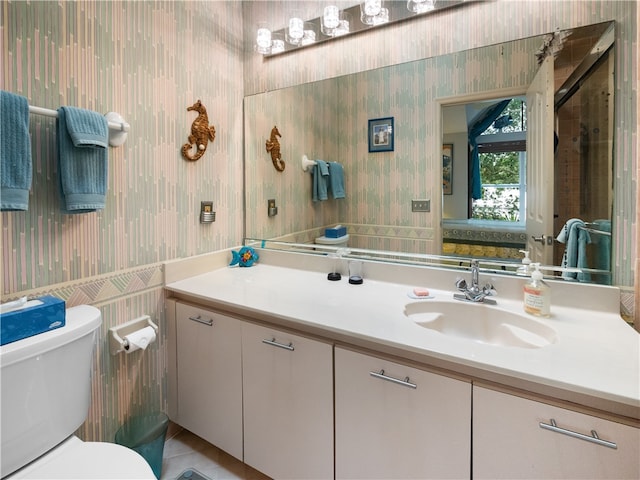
(242, 322), (334, 480)
(175, 303), (243, 460)
(473, 386), (640, 479)
(335, 347), (471, 479)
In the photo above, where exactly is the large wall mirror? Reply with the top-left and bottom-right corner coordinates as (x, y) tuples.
(244, 21), (617, 286)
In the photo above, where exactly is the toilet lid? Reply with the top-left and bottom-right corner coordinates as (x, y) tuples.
(8, 436), (156, 479)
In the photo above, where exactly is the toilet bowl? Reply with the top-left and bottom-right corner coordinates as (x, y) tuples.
(6, 436), (155, 479)
(315, 233), (349, 248)
(0, 304), (155, 479)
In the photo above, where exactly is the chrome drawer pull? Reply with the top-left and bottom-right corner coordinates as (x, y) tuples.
(370, 369), (417, 389)
(188, 315), (213, 326)
(539, 419), (617, 449)
(262, 338), (295, 351)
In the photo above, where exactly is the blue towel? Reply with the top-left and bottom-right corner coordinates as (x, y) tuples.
(591, 219), (612, 285)
(57, 107), (109, 213)
(557, 218), (591, 281)
(312, 160), (329, 202)
(1, 91), (32, 211)
(328, 161), (345, 199)
(591, 220), (611, 271)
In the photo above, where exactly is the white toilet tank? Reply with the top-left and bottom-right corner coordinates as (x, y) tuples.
(0, 304), (102, 478)
(315, 233), (350, 248)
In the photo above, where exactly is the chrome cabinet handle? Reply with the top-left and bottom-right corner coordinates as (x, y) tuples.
(539, 419), (617, 449)
(370, 369), (417, 389)
(188, 315), (213, 326)
(262, 338), (295, 351)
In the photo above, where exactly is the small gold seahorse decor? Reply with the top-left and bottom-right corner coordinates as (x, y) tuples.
(265, 125), (285, 172)
(181, 99), (216, 161)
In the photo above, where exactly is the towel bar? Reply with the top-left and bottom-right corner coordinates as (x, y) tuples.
(28, 105), (130, 147)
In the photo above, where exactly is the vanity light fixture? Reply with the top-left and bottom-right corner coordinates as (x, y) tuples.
(255, 0), (470, 57)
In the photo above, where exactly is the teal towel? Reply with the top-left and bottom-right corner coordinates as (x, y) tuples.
(1, 91), (32, 211)
(57, 107), (109, 213)
(591, 219), (612, 285)
(312, 160), (329, 202)
(328, 161), (345, 199)
(557, 218), (591, 281)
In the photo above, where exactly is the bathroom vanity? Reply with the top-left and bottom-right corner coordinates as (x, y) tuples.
(164, 248), (639, 480)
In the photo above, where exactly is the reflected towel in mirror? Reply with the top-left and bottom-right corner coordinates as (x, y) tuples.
(328, 161), (345, 199)
(557, 218), (590, 282)
(312, 160), (329, 201)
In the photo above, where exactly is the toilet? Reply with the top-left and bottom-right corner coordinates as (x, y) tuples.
(314, 233), (350, 248)
(0, 304), (156, 479)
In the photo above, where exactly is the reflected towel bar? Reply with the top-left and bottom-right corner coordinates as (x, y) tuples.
(301, 154), (316, 172)
(301, 154), (330, 172)
(578, 226), (611, 236)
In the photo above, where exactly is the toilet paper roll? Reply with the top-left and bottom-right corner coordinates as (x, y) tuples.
(124, 326), (156, 353)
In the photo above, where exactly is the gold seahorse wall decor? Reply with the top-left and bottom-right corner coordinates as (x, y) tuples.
(181, 99), (216, 161)
(265, 125), (285, 172)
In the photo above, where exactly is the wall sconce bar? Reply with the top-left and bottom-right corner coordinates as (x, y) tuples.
(260, 0), (474, 57)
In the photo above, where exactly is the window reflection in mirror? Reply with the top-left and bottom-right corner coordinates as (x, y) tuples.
(442, 98), (529, 262)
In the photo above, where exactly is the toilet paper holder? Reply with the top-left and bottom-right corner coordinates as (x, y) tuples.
(109, 315), (158, 355)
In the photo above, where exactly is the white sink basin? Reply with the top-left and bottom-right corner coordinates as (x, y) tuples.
(404, 300), (557, 349)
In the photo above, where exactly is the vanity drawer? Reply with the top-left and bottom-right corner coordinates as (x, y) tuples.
(473, 386), (640, 479)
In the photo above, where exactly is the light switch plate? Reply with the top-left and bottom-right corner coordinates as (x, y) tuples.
(268, 199), (278, 217)
(411, 200), (430, 212)
(200, 201), (215, 223)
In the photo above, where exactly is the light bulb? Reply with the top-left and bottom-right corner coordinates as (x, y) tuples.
(408, 0), (435, 13)
(323, 5), (340, 29)
(363, 0), (382, 16)
(254, 24), (272, 54)
(288, 16), (304, 40)
(256, 27), (271, 49)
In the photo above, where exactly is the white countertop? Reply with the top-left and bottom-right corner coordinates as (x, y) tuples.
(165, 248), (640, 420)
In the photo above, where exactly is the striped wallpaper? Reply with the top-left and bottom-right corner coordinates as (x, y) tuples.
(1, 0), (244, 442)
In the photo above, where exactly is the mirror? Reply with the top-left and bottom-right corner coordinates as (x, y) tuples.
(244, 22), (616, 285)
(442, 22), (614, 284)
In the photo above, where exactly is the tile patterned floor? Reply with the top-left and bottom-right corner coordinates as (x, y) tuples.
(160, 428), (270, 480)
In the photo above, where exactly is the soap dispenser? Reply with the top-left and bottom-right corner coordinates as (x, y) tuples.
(517, 250), (531, 275)
(523, 263), (551, 317)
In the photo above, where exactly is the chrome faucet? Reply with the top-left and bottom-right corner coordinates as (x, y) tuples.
(454, 259), (497, 304)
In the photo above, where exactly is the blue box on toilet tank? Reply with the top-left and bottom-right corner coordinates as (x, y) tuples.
(0, 296), (66, 346)
(325, 225), (347, 238)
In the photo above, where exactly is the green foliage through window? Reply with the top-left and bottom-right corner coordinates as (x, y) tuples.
(472, 97), (526, 222)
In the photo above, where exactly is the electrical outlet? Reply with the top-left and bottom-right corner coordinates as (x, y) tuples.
(411, 200), (430, 212)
